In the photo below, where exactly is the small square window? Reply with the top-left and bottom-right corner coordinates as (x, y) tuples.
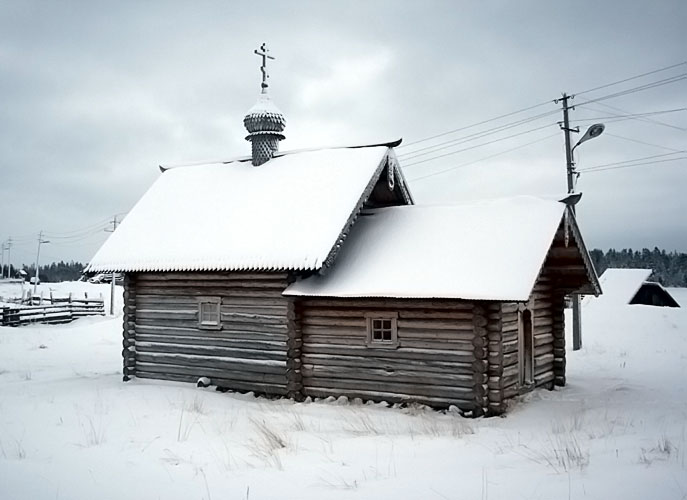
(366, 313), (398, 348)
(198, 297), (221, 330)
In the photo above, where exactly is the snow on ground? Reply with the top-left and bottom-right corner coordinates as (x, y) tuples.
(1, 284), (686, 500)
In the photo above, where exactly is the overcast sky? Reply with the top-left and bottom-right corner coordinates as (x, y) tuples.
(1, 1), (685, 269)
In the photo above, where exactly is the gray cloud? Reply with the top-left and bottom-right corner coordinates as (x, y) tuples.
(1, 0), (685, 268)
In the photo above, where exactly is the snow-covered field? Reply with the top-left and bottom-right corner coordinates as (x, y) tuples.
(1, 285), (686, 500)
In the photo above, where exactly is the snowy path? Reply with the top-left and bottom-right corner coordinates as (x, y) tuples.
(1, 290), (686, 499)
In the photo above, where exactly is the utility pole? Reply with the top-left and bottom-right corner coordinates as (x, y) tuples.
(33, 231), (50, 297)
(105, 215), (119, 315)
(557, 93), (583, 351)
(1, 241), (5, 279)
(5, 237), (12, 279)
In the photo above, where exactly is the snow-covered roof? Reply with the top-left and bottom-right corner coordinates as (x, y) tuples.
(88, 145), (404, 273)
(592, 269), (653, 306)
(285, 197), (568, 301)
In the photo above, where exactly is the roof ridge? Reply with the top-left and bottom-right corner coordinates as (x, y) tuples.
(158, 139), (402, 172)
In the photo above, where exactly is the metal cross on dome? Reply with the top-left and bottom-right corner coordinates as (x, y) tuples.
(254, 43), (275, 92)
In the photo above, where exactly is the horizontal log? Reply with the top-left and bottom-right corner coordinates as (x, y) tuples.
(502, 339), (518, 355)
(302, 317), (366, 328)
(502, 364), (519, 380)
(535, 353), (555, 366)
(301, 353), (474, 375)
(534, 371), (555, 386)
(301, 376), (474, 399)
(134, 323), (286, 339)
(136, 342), (287, 361)
(534, 333), (554, 346)
(503, 384), (519, 399)
(135, 318), (288, 336)
(135, 361), (287, 384)
(533, 325), (553, 337)
(398, 319), (474, 331)
(534, 344), (552, 357)
(135, 352), (286, 372)
(398, 328), (476, 339)
(302, 344), (475, 363)
(301, 365), (475, 386)
(135, 333), (287, 351)
(302, 334), (364, 346)
(488, 376), (503, 391)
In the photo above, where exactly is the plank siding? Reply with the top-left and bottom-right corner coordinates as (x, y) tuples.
(299, 298), (481, 411)
(128, 272), (293, 396)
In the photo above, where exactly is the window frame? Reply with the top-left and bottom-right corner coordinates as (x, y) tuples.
(365, 312), (399, 349)
(197, 297), (222, 330)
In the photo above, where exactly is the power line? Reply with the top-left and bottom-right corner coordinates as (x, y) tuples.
(585, 102), (686, 132)
(400, 63), (686, 160)
(605, 133), (684, 153)
(573, 73), (687, 108)
(43, 216), (116, 239)
(398, 100), (553, 149)
(579, 156), (686, 174)
(408, 132), (559, 183)
(402, 123), (557, 167)
(570, 107), (687, 122)
(578, 151), (686, 171)
(398, 110), (560, 160)
(574, 61), (687, 96)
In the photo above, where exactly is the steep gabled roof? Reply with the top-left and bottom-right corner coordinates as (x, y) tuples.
(285, 196), (597, 301)
(87, 142), (412, 273)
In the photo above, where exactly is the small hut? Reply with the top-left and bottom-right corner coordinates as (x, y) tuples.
(594, 268), (680, 308)
(87, 45), (601, 415)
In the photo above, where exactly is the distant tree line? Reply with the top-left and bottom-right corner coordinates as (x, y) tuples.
(20, 261), (86, 282)
(590, 248), (687, 287)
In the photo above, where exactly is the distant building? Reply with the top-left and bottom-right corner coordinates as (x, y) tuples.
(87, 46), (600, 415)
(594, 268), (680, 308)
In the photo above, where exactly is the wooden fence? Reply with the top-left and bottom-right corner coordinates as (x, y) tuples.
(1, 294), (105, 327)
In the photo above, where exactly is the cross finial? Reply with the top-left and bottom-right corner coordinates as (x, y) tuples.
(254, 42), (275, 93)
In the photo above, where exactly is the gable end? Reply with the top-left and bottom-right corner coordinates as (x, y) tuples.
(320, 149), (413, 271)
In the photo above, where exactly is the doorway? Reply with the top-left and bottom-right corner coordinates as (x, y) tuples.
(519, 308), (534, 387)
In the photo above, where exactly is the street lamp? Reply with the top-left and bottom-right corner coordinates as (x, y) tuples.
(573, 123), (605, 153)
(568, 123), (605, 352)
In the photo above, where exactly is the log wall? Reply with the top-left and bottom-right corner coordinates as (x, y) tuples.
(298, 298), (485, 412)
(531, 275), (555, 388)
(495, 273), (566, 409)
(127, 272), (294, 396)
(499, 301), (520, 403)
